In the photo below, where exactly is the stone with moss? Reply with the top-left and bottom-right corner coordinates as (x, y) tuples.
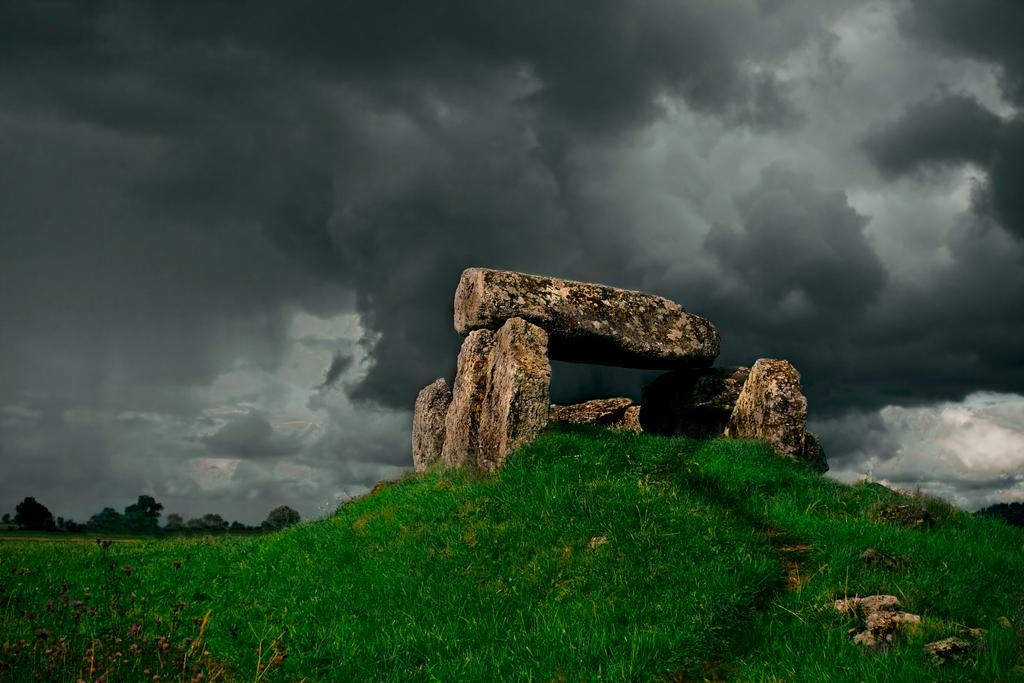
(442, 317), (551, 472)
(724, 358), (828, 472)
(412, 378), (452, 471)
(453, 267), (719, 369)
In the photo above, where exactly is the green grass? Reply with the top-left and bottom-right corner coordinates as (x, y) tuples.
(2, 423), (1023, 682)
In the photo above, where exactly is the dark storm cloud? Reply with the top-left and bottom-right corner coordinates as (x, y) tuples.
(860, 93), (1024, 242)
(861, 97), (1024, 246)
(893, 2), (1024, 241)
(851, 0), (1024, 405)
(201, 411), (302, 459)
(0, 0), (835, 415)
(808, 409), (901, 472)
(319, 353), (354, 389)
(0, 1), (812, 131)
(975, 119), (1024, 240)
(0, 106), (349, 415)
(134, 0), (810, 132)
(899, 0), (1024, 105)
(862, 93), (1002, 176)
(840, 209), (1024, 411)
(705, 163), (887, 319)
(0, 399), (205, 524)
(676, 163), (899, 418)
(741, 71), (807, 133)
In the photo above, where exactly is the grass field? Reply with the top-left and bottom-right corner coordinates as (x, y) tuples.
(0, 535), (146, 543)
(2, 423), (1023, 682)
(0, 530), (268, 544)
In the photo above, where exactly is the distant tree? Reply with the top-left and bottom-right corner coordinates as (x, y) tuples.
(203, 513), (228, 531)
(978, 502), (1024, 529)
(264, 505), (300, 530)
(14, 497), (56, 531)
(63, 519), (84, 532)
(229, 520), (247, 531)
(87, 507), (127, 533)
(2, 513), (11, 524)
(164, 513), (184, 531)
(186, 513), (229, 532)
(124, 495), (164, 534)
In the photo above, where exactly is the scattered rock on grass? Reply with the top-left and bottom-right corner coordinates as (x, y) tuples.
(860, 548), (904, 571)
(835, 595), (901, 615)
(924, 636), (974, 666)
(875, 504), (933, 529)
(549, 398), (636, 429)
(835, 595), (921, 648)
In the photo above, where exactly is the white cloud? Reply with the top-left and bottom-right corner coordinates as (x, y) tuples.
(817, 391), (1024, 510)
(173, 308), (411, 519)
(188, 457), (241, 490)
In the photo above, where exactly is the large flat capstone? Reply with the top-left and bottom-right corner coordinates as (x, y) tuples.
(453, 268), (720, 369)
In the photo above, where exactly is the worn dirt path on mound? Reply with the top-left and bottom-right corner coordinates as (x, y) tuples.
(656, 471), (815, 682)
(758, 526), (814, 592)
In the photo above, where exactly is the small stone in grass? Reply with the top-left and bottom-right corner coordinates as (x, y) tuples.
(924, 636), (974, 666)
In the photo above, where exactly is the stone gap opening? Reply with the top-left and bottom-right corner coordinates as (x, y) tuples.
(548, 360), (662, 406)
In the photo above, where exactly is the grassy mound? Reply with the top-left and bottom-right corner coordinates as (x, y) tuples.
(2, 423), (1023, 682)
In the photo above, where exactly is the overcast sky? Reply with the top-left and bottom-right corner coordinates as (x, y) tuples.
(2, 0), (1022, 525)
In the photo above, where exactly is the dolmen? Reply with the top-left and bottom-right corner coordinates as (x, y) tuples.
(412, 267), (828, 474)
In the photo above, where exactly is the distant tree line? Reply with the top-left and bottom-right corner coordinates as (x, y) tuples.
(2, 496), (300, 534)
(977, 502), (1024, 529)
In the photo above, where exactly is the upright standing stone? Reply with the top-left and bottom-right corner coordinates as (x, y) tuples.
(724, 358), (828, 472)
(477, 318), (551, 472)
(441, 329), (496, 468)
(640, 366), (750, 438)
(411, 378), (452, 472)
(453, 268), (719, 369)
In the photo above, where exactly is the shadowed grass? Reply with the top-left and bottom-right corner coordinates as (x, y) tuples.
(2, 423), (1022, 681)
